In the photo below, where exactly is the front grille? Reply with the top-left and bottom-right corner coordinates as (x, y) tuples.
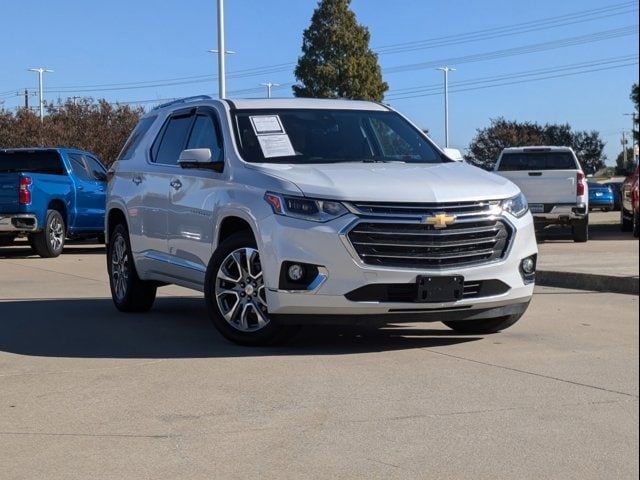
(345, 201), (512, 269)
(345, 280), (510, 302)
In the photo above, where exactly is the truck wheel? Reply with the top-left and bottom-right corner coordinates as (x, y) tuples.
(633, 211), (640, 238)
(31, 209), (66, 258)
(108, 223), (157, 312)
(572, 216), (589, 243)
(621, 209), (633, 231)
(204, 231), (297, 346)
(443, 312), (525, 334)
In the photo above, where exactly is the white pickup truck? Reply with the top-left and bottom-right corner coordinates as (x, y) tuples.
(494, 146), (589, 242)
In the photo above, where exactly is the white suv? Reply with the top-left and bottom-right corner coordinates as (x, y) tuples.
(106, 96), (537, 345)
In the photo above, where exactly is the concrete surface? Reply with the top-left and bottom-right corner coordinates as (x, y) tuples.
(0, 246), (638, 479)
(536, 211), (639, 294)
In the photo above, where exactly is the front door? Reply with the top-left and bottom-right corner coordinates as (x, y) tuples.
(67, 153), (106, 231)
(167, 108), (225, 286)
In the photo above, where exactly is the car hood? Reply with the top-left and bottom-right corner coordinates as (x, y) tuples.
(250, 161), (520, 203)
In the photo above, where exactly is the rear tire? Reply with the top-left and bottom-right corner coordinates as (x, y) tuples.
(108, 223), (157, 312)
(31, 209), (65, 258)
(572, 215), (589, 243)
(443, 312), (525, 334)
(204, 231), (298, 346)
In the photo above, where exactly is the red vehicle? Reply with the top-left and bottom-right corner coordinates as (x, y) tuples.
(621, 165), (639, 237)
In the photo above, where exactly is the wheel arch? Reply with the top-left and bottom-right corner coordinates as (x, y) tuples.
(107, 208), (128, 244)
(216, 215), (257, 250)
(47, 199), (68, 230)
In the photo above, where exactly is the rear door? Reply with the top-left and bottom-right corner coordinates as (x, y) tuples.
(68, 153), (105, 230)
(495, 151), (580, 206)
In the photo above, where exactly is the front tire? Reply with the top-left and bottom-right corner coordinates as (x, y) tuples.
(572, 215), (589, 243)
(204, 231), (297, 346)
(31, 209), (65, 258)
(633, 210), (640, 238)
(108, 223), (157, 312)
(443, 312), (525, 334)
(621, 208), (633, 231)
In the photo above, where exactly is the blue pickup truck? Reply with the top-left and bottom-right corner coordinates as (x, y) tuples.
(0, 148), (107, 257)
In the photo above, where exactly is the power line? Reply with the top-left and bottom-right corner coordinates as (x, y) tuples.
(386, 60), (638, 102)
(2, 2), (635, 95)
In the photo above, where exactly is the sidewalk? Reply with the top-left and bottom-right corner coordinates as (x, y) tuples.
(536, 212), (639, 295)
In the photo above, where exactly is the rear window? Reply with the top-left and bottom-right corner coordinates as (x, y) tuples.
(498, 152), (578, 171)
(0, 150), (65, 175)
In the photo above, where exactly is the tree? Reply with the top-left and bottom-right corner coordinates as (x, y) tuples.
(616, 147), (635, 176)
(0, 98), (143, 166)
(466, 118), (606, 173)
(631, 83), (639, 141)
(293, 0), (388, 101)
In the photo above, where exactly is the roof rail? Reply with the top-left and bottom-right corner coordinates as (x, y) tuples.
(152, 95), (214, 111)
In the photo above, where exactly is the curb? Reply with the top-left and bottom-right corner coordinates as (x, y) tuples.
(537, 270), (639, 295)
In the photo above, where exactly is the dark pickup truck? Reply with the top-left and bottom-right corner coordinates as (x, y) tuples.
(0, 148), (107, 257)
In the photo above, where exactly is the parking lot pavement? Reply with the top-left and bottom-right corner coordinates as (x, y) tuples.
(0, 246), (638, 480)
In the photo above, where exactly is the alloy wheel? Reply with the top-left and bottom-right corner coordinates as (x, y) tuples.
(215, 248), (269, 332)
(49, 216), (64, 251)
(111, 235), (129, 301)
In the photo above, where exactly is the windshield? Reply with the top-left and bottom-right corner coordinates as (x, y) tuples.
(498, 151), (578, 171)
(0, 150), (65, 175)
(233, 109), (443, 164)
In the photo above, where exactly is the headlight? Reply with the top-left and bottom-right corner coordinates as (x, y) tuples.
(501, 192), (529, 218)
(264, 192), (348, 222)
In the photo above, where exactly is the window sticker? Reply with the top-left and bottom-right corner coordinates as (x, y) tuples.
(250, 115), (285, 135)
(256, 134), (296, 158)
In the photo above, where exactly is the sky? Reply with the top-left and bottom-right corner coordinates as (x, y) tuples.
(0, 0), (638, 164)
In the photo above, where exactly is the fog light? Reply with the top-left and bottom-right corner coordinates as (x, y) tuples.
(521, 257), (536, 275)
(287, 264), (305, 282)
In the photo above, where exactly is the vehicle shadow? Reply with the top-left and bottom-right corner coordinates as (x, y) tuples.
(537, 223), (633, 243)
(0, 297), (480, 358)
(0, 242), (105, 259)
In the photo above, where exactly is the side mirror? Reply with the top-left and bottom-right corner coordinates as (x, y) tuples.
(443, 148), (464, 162)
(178, 148), (223, 172)
(94, 171), (107, 182)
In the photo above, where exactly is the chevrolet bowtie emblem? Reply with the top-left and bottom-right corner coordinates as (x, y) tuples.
(424, 213), (457, 229)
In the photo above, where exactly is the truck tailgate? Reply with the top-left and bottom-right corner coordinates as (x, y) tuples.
(0, 173), (19, 213)
(498, 170), (577, 205)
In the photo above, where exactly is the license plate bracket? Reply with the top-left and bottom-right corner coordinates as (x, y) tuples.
(416, 275), (464, 303)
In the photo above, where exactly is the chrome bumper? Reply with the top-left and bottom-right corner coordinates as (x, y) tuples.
(0, 214), (38, 232)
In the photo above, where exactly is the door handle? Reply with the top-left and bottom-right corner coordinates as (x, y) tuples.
(170, 179), (182, 190)
(132, 176), (142, 185)
(528, 172), (543, 176)
(77, 185), (84, 190)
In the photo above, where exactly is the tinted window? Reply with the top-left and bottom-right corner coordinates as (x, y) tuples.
(68, 154), (92, 181)
(153, 114), (194, 165)
(498, 152), (578, 171)
(118, 115), (157, 161)
(0, 151), (65, 175)
(186, 114), (222, 161)
(233, 109), (441, 164)
(85, 155), (106, 181)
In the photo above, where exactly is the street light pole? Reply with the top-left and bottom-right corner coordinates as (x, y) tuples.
(436, 66), (455, 147)
(207, 47), (236, 97)
(28, 67), (53, 122)
(260, 82), (280, 98)
(217, 0), (226, 99)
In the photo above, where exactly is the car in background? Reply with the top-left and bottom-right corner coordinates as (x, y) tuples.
(494, 146), (589, 242)
(620, 165), (639, 237)
(0, 148), (107, 257)
(605, 180), (624, 211)
(587, 182), (614, 212)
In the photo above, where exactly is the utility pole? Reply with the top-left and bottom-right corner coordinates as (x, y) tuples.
(260, 82), (280, 98)
(622, 131), (628, 168)
(17, 89), (34, 109)
(436, 66), (455, 147)
(28, 67), (53, 122)
(624, 112), (638, 165)
(216, 0), (226, 98)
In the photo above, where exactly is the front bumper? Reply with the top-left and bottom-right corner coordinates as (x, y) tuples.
(0, 214), (38, 232)
(257, 211), (537, 320)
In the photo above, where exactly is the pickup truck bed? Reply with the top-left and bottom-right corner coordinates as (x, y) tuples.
(494, 146), (589, 242)
(0, 148), (107, 257)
